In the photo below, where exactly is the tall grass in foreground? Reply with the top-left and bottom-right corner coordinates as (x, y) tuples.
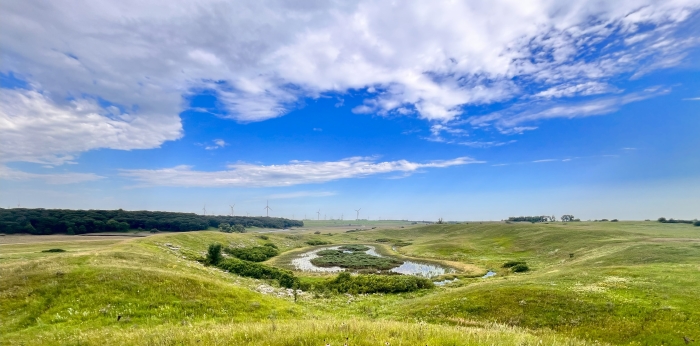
(10, 319), (597, 346)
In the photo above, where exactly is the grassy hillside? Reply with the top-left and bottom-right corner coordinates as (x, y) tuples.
(1, 221), (698, 345)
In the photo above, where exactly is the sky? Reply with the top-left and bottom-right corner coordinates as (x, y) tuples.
(1, 0), (699, 221)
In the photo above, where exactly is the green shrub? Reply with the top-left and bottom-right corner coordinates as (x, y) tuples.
(502, 261), (526, 268)
(393, 241), (412, 247)
(258, 235), (269, 240)
(263, 243), (278, 249)
(323, 272), (433, 294)
(217, 257), (297, 288)
(206, 243), (223, 265)
(225, 245), (279, 262)
(338, 244), (370, 252)
(511, 264), (530, 273)
(375, 238), (391, 243)
(41, 248), (66, 253)
(306, 239), (332, 246)
(694, 220), (700, 227)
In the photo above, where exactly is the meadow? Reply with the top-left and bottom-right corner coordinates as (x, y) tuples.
(1, 220), (698, 345)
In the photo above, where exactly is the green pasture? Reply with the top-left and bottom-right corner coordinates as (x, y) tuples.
(1, 221), (698, 345)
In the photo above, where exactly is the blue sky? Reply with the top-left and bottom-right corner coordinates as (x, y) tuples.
(1, 1), (699, 220)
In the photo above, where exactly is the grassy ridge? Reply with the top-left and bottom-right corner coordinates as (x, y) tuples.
(1, 221), (699, 345)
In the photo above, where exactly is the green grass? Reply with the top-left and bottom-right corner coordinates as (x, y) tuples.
(1, 221), (699, 345)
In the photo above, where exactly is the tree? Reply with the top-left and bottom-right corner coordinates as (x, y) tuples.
(561, 215), (575, 222)
(206, 243), (223, 265)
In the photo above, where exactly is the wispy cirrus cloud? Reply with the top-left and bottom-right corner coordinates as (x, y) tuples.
(120, 156), (482, 187)
(468, 87), (671, 133)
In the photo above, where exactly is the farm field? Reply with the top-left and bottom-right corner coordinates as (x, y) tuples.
(1, 221), (699, 345)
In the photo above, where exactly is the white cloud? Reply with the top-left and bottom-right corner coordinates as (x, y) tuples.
(467, 87), (670, 132)
(205, 139), (227, 150)
(534, 82), (619, 99)
(458, 140), (517, 148)
(120, 156), (482, 187)
(683, 97), (700, 100)
(0, 165), (103, 184)
(0, 89), (182, 165)
(1, 0), (699, 164)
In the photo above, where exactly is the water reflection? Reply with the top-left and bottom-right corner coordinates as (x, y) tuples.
(389, 261), (452, 278)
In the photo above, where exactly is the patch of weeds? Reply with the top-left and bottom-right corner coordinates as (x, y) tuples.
(306, 240), (332, 246)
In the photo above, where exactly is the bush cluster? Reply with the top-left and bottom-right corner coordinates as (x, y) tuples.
(511, 264), (530, 272)
(323, 272), (434, 294)
(502, 261), (530, 273)
(218, 223), (246, 233)
(217, 257), (297, 288)
(502, 261), (526, 268)
(224, 244), (279, 262)
(206, 243), (223, 265)
(41, 248), (66, 253)
(658, 217), (697, 225)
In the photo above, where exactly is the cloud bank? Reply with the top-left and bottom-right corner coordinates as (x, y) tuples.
(1, 0), (699, 163)
(120, 156), (481, 187)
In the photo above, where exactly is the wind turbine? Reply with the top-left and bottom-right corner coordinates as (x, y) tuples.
(229, 204), (235, 216)
(264, 200), (272, 217)
(355, 208), (361, 220)
(316, 209), (321, 220)
(202, 205), (206, 216)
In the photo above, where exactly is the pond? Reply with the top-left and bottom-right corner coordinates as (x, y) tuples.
(291, 245), (455, 278)
(482, 270), (496, 278)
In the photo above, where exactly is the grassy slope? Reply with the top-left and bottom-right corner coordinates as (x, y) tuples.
(1, 221), (698, 345)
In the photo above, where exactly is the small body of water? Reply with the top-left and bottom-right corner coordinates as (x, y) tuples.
(291, 245), (453, 278)
(482, 270), (496, 278)
(390, 261), (452, 278)
(290, 246), (345, 273)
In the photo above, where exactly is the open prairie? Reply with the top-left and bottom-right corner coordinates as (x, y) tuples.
(1, 221), (699, 345)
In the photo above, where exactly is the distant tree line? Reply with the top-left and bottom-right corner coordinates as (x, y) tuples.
(0, 208), (303, 235)
(507, 215), (581, 223)
(658, 217), (699, 226)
